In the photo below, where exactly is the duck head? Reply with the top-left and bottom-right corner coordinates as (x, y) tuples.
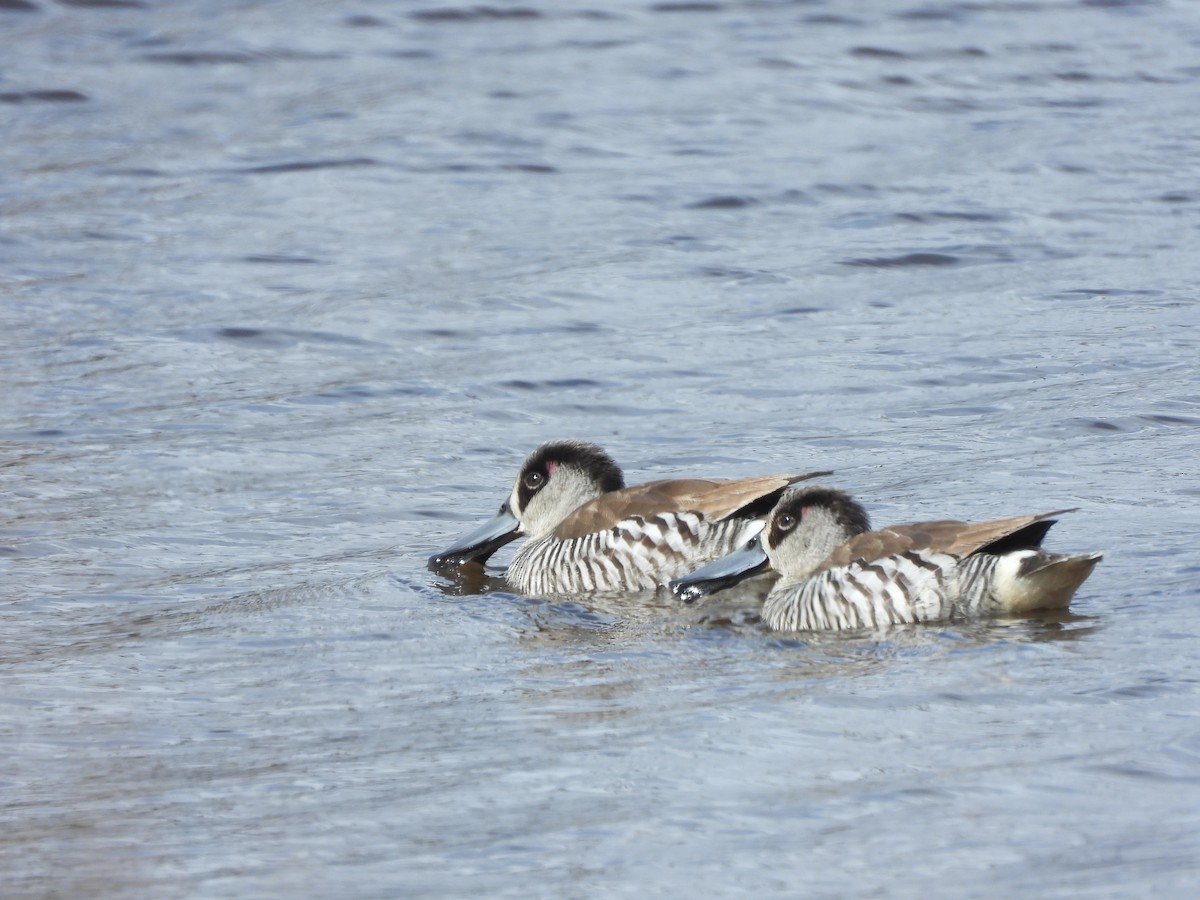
(428, 440), (624, 570)
(670, 485), (870, 603)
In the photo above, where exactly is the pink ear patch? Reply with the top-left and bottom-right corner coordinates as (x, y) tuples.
(546, 461), (558, 475)
(801, 506), (809, 517)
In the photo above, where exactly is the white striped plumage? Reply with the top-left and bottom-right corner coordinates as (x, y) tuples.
(508, 512), (750, 595)
(763, 549), (964, 631)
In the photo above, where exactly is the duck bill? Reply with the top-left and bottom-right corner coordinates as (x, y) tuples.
(428, 503), (521, 570)
(669, 537), (769, 604)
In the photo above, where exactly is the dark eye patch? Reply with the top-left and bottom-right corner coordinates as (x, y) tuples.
(768, 502), (803, 547)
(517, 464), (550, 511)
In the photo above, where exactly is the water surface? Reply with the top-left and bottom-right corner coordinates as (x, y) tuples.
(3, 1), (1199, 896)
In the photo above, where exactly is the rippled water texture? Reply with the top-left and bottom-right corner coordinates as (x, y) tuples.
(3, 1), (1200, 896)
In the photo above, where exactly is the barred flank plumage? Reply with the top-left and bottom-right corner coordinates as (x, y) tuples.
(760, 547), (1099, 632)
(763, 549), (963, 631)
(508, 513), (749, 595)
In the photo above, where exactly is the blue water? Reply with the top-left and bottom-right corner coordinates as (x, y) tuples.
(3, 1), (1199, 896)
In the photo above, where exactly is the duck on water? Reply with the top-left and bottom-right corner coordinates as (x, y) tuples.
(671, 485), (1102, 632)
(428, 440), (830, 595)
